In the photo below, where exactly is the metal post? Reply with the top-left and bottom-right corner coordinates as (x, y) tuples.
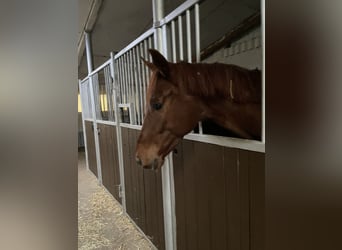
(85, 32), (93, 73)
(171, 20), (177, 62)
(186, 10), (191, 63)
(110, 51), (127, 213)
(194, 3), (203, 134)
(152, 0), (164, 51)
(261, 0), (265, 143)
(178, 16), (184, 61)
(85, 32), (103, 185)
(152, 1), (177, 249)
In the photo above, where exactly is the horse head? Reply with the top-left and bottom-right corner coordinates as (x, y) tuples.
(135, 49), (202, 170)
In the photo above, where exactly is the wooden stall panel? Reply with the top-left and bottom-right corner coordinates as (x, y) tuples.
(121, 127), (165, 250)
(98, 124), (121, 203)
(85, 121), (97, 177)
(246, 151), (265, 250)
(173, 139), (265, 250)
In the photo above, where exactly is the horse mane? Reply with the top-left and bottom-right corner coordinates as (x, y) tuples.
(170, 62), (261, 103)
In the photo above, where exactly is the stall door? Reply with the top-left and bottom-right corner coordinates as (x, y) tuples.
(85, 121), (98, 177)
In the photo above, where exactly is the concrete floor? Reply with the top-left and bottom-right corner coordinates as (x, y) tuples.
(78, 151), (155, 250)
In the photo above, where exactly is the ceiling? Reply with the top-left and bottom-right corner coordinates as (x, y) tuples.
(78, 0), (260, 79)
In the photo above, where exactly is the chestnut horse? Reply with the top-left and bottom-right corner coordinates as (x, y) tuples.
(136, 49), (261, 169)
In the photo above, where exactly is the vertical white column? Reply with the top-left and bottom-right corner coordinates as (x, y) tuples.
(261, 0), (265, 143)
(85, 32), (102, 184)
(110, 52), (127, 213)
(152, 1), (177, 249)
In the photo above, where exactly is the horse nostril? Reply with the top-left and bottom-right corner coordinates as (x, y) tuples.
(136, 157), (142, 166)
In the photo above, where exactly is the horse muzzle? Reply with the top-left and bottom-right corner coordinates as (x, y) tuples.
(135, 155), (164, 171)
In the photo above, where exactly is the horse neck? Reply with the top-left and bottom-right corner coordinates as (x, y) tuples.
(170, 63), (261, 139)
(171, 62), (239, 101)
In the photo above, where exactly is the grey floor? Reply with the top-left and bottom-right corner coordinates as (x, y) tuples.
(78, 151), (154, 250)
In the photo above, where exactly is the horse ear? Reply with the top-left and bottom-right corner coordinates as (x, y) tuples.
(141, 57), (157, 71)
(149, 49), (169, 78)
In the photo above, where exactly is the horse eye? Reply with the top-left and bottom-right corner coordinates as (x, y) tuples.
(152, 103), (162, 110)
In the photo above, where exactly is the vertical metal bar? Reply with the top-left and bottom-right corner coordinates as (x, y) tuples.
(195, 3), (203, 134)
(178, 15), (184, 61)
(119, 57), (125, 103)
(89, 75), (103, 185)
(148, 36), (153, 59)
(79, 79), (89, 171)
(186, 9), (192, 63)
(140, 42), (147, 117)
(162, 24), (168, 58)
(123, 54), (129, 105)
(195, 4), (200, 63)
(171, 20), (177, 62)
(118, 58), (123, 104)
(152, 0), (164, 50)
(129, 50), (136, 125)
(133, 46), (141, 125)
(153, 1), (176, 249)
(110, 52), (127, 213)
(84, 32), (93, 73)
(261, 0), (265, 143)
(136, 45), (144, 124)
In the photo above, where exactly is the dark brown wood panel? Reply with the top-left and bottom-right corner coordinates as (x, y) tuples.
(224, 148), (240, 250)
(248, 151), (265, 250)
(238, 150), (251, 250)
(173, 141), (187, 250)
(98, 124), (121, 203)
(121, 127), (165, 250)
(85, 121), (97, 177)
(173, 139), (265, 250)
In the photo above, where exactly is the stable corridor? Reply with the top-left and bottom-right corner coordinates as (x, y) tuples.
(78, 151), (154, 250)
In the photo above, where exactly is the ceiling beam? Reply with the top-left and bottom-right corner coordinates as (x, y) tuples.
(78, 0), (103, 65)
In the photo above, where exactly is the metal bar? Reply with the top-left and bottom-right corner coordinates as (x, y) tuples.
(133, 46), (141, 125)
(171, 20), (177, 62)
(129, 50), (136, 124)
(136, 45), (144, 124)
(160, 0), (200, 25)
(88, 59), (111, 77)
(114, 28), (155, 59)
(123, 54), (129, 104)
(162, 24), (168, 58)
(153, 0), (164, 50)
(186, 9), (192, 63)
(195, 3), (200, 63)
(110, 51), (127, 213)
(153, 1), (177, 249)
(80, 76), (89, 84)
(178, 15), (184, 61)
(89, 75), (103, 185)
(106, 66), (115, 121)
(119, 57), (126, 103)
(140, 42), (147, 117)
(148, 36), (153, 59)
(194, 3), (203, 134)
(261, 0), (265, 143)
(116, 58), (121, 103)
(144, 39), (150, 106)
(85, 32), (93, 73)
(184, 133), (265, 153)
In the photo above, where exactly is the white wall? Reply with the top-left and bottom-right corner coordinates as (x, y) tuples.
(203, 26), (262, 70)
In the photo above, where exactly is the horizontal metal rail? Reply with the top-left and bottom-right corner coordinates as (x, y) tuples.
(88, 59), (111, 77)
